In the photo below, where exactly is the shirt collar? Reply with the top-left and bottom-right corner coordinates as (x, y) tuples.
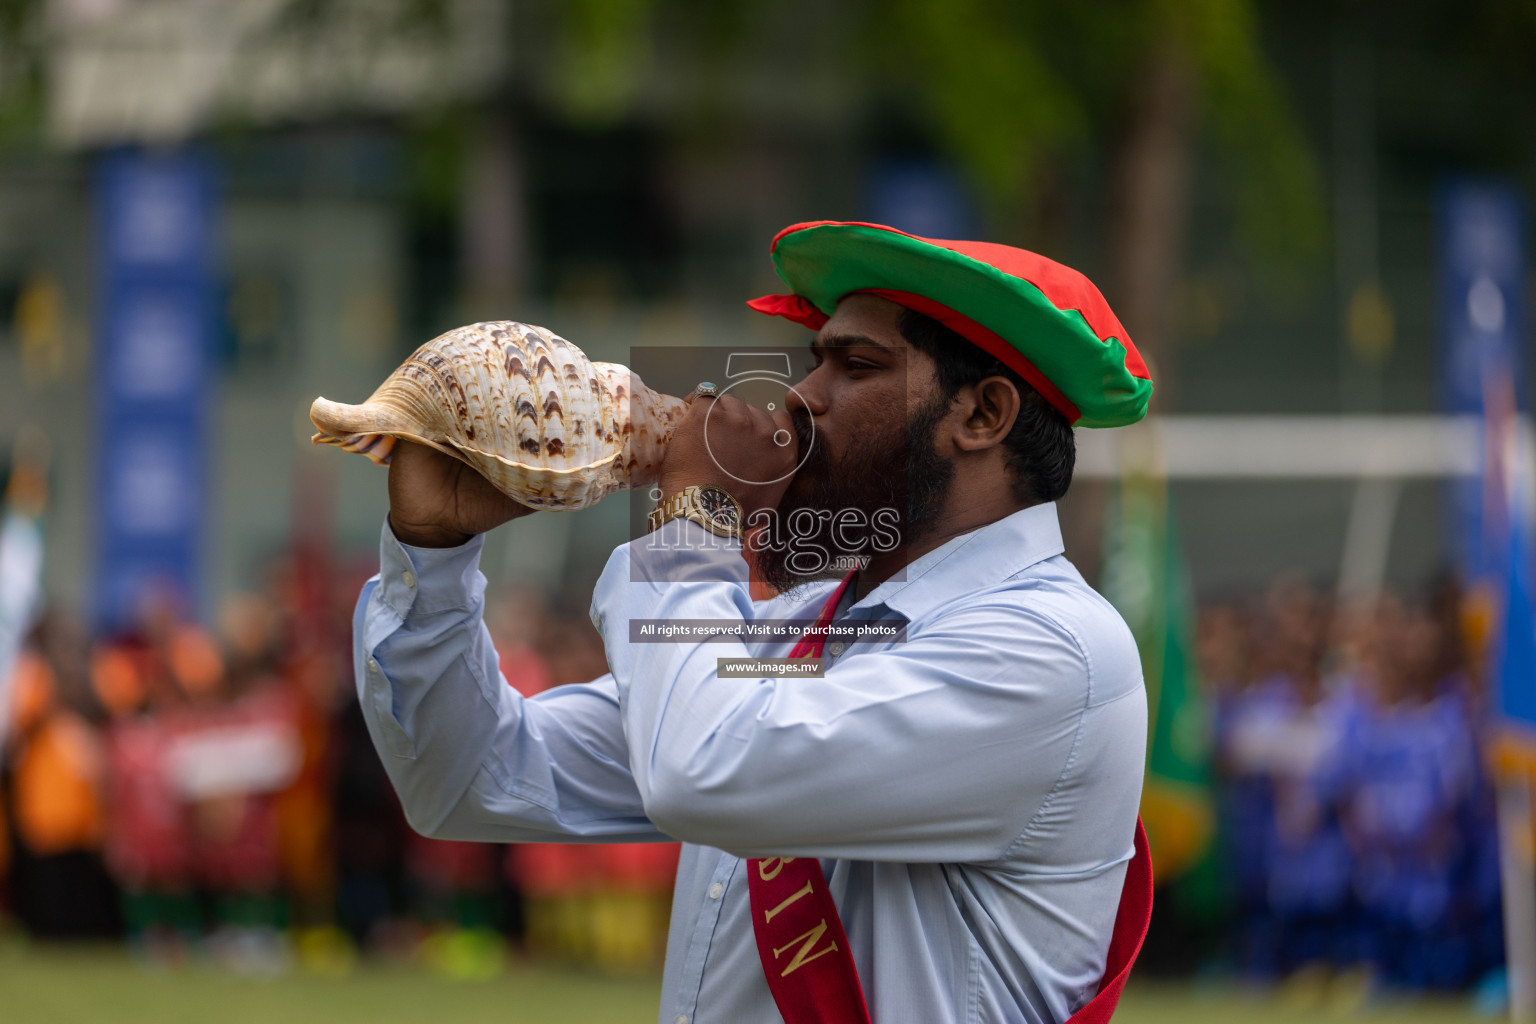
(848, 501), (1066, 619)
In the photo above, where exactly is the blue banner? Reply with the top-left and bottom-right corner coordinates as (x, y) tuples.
(95, 149), (216, 632)
(1439, 181), (1527, 584)
(866, 160), (975, 240)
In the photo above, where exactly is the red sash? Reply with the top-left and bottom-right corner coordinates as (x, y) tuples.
(746, 574), (1154, 1024)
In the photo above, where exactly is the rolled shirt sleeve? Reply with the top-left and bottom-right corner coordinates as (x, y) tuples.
(591, 518), (1145, 864)
(356, 520), (666, 843)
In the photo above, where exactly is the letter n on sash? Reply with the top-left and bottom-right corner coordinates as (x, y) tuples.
(772, 919), (839, 976)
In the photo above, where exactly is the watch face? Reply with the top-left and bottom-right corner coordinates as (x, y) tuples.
(698, 486), (740, 529)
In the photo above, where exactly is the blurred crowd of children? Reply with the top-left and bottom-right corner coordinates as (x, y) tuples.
(0, 534), (677, 976)
(1202, 577), (1502, 992)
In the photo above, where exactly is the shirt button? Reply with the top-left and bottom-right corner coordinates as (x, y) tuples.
(366, 657), (379, 673)
(675, 1016), (689, 1024)
(827, 641), (846, 657)
(707, 882), (723, 900)
(401, 569), (416, 588)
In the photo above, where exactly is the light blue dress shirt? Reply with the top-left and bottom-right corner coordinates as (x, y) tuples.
(356, 501), (1146, 1024)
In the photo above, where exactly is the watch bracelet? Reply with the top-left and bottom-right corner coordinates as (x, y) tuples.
(647, 485), (742, 539)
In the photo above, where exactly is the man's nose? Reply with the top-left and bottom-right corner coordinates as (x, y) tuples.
(786, 368), (828, 418)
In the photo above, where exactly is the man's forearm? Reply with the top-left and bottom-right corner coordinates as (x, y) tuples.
(358, 520), (665, 843)
(355, 526), (504, 836)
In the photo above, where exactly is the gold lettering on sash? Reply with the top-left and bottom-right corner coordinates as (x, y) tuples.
(757, 857), (795, 881)
(762, 879), (814, 924)
(771, 919), (839, 976)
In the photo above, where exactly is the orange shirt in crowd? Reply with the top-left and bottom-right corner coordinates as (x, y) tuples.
(7, 651), (107, 857)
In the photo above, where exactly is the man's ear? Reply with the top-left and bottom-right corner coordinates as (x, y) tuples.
(952, 377), (1020, 452)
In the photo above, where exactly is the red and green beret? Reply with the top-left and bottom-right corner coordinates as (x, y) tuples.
(747, 220), (1152, 428)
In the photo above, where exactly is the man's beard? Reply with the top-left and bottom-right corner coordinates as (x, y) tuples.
(751, 392), (955, 593)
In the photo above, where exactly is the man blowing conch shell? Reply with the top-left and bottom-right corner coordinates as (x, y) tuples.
(354, 221), (1156, 1024)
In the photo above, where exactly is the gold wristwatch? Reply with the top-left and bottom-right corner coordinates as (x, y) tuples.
(648, 484), (745, 539)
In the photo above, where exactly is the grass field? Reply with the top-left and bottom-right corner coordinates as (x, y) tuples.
(0, 942), (1501, 1024)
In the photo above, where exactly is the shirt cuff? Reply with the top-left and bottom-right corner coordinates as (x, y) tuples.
(378, 518), (488, 622)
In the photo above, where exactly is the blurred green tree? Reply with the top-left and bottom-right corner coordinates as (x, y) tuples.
(546, 0), (1329, 368)
(0, 0), (45, 148)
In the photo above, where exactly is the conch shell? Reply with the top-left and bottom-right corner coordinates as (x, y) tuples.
(309, 321), (685, 510)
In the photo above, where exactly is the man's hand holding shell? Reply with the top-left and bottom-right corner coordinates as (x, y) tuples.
(385, 440), (536, 548)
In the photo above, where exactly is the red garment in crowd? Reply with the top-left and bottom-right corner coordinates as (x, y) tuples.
(165, 686), (302, 892)
(105, 715), (190, 887)
(406, 829), (497, 892)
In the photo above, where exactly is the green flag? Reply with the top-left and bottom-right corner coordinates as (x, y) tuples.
(1101, 466), (1213, 882)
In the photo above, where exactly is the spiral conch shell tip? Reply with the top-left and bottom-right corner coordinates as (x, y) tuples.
(309, 321), (684, 510)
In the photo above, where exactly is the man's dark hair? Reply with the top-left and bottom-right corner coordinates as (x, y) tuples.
(896, 307), (1075, 504)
